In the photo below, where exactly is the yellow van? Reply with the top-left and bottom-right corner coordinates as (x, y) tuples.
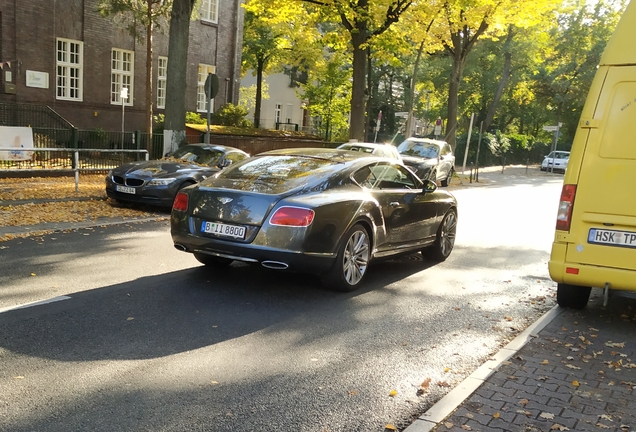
(548, 2), (636, 309)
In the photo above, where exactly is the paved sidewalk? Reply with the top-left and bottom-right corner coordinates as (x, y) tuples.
(405, 290), (636, 432)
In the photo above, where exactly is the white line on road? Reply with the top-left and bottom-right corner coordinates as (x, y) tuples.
(0, 296), (72, 314)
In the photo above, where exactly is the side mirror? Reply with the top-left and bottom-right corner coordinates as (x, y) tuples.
(218, 159), (231, 168)
(422, 179), (437, 194)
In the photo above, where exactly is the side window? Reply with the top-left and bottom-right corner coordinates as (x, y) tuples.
(441, 144), (451, 156)
(367, 163), (417, 190)
(352, 166), (375, 188)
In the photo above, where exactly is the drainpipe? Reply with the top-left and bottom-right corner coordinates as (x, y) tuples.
(231, 0), (243, 104)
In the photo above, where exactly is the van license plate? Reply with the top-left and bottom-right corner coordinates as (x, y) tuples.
(201, 221), (246, 239)
(588, 228), (636, 249)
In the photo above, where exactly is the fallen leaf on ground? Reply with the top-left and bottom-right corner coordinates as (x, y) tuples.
(389, 390), (397, 397)
(540, 412), (555, 420)
(551, 424), (570, 431)
(605, 342), (626, 348)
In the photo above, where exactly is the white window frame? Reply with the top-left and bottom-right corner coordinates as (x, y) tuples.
(197, 64), (216, 112)
(111, 48), (134, 106)
(200, 0), (219, 23)
(274, 103), (282, 124)
(56, 38), (83, 101)
(157, 56), (168, 109)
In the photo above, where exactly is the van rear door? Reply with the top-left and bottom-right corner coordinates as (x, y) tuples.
(565, 65), (636, 271)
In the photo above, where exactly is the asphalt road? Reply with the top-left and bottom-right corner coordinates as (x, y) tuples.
(0, 171), (565, 431)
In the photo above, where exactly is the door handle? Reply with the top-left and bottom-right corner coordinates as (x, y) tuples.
(389, 202), (400, 207)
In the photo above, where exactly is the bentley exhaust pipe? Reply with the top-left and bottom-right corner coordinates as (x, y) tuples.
(261, 261), (289, 270)
(174, 243), (187, 252)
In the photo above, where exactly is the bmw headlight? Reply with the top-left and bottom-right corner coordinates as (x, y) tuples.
(148, 178), (178, 186)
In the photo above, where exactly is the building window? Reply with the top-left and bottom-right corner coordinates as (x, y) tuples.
(197, 64), (216, 112)
(56, 38), (83, 101)
(111, 48), (134, 105)
(157, 56), (168, 109)
(274, 104), (282, 124)
(201, 0), (218, 23)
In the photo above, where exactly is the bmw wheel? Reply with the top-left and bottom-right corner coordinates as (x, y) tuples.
(324, 224), (371, 292)
(422, 209), (457, 262)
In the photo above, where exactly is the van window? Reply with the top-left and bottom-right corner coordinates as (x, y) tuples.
(599, 82), (636, 160)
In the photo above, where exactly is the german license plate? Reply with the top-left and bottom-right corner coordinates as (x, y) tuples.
(202, 221), (246, 239)
(588, 228), (636, 249)
(116, 185), (136, 194)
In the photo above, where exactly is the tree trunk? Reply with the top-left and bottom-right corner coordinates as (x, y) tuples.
(163, 0), (195, 156)
(349, 27), (367, 142)
(254, 58), (264, 128)
(483, 26), (515, 132)
(445, 20), (489, 151)
(405, 41), (425, 138)
(364, 47), (372, 140)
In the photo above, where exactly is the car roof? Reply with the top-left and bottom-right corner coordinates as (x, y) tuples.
(259, 147), (382, 163)
(338, 142), (393, 149)
(187, 143), (247, 153)
(401, 137), (448, 146)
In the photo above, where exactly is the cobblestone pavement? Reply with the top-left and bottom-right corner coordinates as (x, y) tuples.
(406, 290), (636, 432)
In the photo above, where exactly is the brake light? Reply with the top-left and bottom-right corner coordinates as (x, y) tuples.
(556, 184), (576, 231)
(270, 206), (315, 227)
(173, 192), (189, 212)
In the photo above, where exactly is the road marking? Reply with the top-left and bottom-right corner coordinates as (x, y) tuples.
(0, 296), (72, 314)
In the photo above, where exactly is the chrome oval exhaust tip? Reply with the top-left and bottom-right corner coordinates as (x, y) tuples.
(174, 243), (187, 252)
(261, 261), (289, 270)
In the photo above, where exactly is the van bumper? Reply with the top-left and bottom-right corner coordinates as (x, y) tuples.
(549, 242), (636, 291)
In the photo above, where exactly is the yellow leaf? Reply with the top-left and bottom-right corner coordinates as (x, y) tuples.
(541, 360), (549, 365)
(572, 380), (580, 387)
(384, 425), (397, 431)
(493, 412), (500, 418)
(444, 367), (450, 373)
(389, 390), (397, 397)
(30, 273), (36, 277)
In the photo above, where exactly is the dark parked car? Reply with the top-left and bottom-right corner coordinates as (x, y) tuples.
(106, 143), (249, 208)
(397, 138), (455, 186)
(171, 148), (458, 292)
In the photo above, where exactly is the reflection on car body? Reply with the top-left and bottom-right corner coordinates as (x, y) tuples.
(336, 142), (402, 161)
(171, 148), (458, 292)
(105, 143), (249, 208)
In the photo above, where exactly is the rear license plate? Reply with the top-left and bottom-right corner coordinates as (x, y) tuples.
(202, 221), (246, 239)
(116, 185), (136, 194)
(588, 228), (636, 249)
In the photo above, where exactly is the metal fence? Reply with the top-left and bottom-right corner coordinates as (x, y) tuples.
(0, 147), (148, 174)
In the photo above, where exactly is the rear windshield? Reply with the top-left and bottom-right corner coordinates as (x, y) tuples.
(215, 155), (337, 194)
(397, 140), (439, 158)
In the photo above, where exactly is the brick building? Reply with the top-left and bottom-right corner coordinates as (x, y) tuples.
(0, 0), (244, 133)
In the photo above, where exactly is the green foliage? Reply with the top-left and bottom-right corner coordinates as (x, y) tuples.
(300, 54), (352, 142)
(97, 0), (172, 42)
(211, 104), (253, 128)
(185, 112), (206, 125)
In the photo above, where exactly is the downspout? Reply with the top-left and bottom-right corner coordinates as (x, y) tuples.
(231, 0), (243, 104)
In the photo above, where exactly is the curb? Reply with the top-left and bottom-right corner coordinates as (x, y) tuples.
(403, 305), (564, 432)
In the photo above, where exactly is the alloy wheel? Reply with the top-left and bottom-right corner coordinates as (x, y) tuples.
(342, 230), (370, 286)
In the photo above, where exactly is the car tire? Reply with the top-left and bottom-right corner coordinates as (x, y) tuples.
(556, 283), (591, 309)
(441, 168), (453, 187)
(193, 252), (233, 267)
(323, 223), (371, 292)
(422, 208), (457, 262)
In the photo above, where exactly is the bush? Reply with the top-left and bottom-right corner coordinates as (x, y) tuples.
(211, 103), (252, 127)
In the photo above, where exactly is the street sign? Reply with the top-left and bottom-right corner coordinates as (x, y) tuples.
(543, 125), (558, 132)
(395, 112), (408, 118)
(204, 73), (219, 99)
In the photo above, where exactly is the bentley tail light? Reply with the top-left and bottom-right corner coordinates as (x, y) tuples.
(173, 192), (189, 212)
(556, 184), (576, 231)
(270, 206), (315, 227)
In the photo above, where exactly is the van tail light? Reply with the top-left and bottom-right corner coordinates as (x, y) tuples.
(556, 184), (576, 231)
(173, 192), (189, 212)
(270, 206), (315, 227)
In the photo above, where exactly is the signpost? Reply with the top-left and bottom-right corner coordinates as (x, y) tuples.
(204, 73), (219, 144)
(544, 123), (562, 173)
